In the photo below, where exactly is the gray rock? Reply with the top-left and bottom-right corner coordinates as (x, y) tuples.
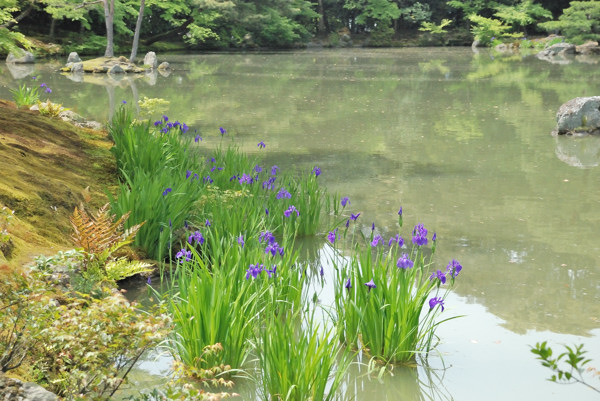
(143, 51), (157, 70)
(108, 64), (124, 74)
(67, 52), (81, 63)
(576, 41), (600, 55)
(0, 373), (58, 401)
(21, 382), (58, 401)
(537, 42), (576, 59)
(555, 96), (600, 134)
(59, 109), (85, 123)
(157, 61), (170, 71)
(6, 50), (35, 64)
(71, 62), (83, 73)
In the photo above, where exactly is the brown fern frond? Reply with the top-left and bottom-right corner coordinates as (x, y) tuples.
(70, 201), (144, 269)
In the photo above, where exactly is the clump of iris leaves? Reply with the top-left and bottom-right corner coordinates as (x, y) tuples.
(108, 106), (463, 401)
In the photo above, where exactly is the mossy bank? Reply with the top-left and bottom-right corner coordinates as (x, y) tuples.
(0, 99), (117, 268)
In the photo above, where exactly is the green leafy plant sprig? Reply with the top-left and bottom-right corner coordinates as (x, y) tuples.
(531, 341), (600, 394)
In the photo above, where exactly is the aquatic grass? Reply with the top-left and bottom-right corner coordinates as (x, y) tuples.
(10, 81), (40, 108)
(169, 226), (306, 372)
(169, 247), (264, 371)
(254, 310), (352, 401)
(333, 215), (462, 365)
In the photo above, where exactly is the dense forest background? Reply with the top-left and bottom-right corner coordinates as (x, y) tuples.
(1, 0), (599, 57)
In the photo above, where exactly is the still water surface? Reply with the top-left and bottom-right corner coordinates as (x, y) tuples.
(2, 48), (599, 400)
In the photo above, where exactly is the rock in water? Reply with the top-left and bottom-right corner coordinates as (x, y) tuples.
(555, 96), (600, 135)
(144, 51), (157, 70)
(67, 52), (81, 63)
(6, 50), (35, 63)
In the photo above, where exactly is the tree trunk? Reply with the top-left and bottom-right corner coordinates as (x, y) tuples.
(49, 18), (56, 38)
(103, 0), (115, 57)
(0, 3), (34, 29)
(130, 0), (145, 62)
(317, 0), (327, 34)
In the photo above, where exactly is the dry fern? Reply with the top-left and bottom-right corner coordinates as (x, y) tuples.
(70, 202), (144, 268)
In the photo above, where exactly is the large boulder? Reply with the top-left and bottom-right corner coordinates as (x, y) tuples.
(143, 51), (157, 70)
(576, 41), (600, 55)
(6, 50), (35, 64)
(0, 373), (58, 401)
(537, 43), (576, 64)
(67, 52), (81, 63)
(555, 96), (600, 135)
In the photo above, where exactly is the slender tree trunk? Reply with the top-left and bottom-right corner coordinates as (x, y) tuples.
(130, 0), (145, 62)
(317, 0), (327, 34)
(49, 18), (56, 38)
(103, 0), (115, 57)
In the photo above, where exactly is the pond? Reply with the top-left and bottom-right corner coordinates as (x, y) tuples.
(1, 48), (599, 400)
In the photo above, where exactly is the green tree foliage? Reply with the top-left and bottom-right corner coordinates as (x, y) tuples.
(0, 0), (33, 53)
(469, 13), (520, 42)
(494, 0), (551, 34)
(538, 1), (600, 44)
(344, 0), (401, 27)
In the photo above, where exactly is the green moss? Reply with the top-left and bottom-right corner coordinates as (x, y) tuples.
(0, 99), (117, 268)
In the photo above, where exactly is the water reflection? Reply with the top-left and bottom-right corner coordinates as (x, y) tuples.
(554, 135), (600, 168)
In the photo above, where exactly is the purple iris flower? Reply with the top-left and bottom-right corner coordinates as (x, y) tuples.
(245, 264), (263, 280)
(327, 230), (337, 245)
(271, 165), (279, 175)
(205, 219), (211, 227)
(239, 173), (254, 184)
(265, 242), (284, 257)
(284, 205), (299, 217)
(195, 134), (202, 142)
(388, 234), (404, 247)
(312, 166), (321, 177)
(350, 213), (360, 221)
(345, 278), (352, 291)
(319, 266), (324, 277)
(365, 279), (376, 292)
(341, 197), (350, 207)
(446, 259), (462, 277)
(175, 249), (192, 263)
(203, 175), (213, 184)
(259, 231), (276, 244)
(371, 235), (383, 247)
(396, 253), (414, 269)
(262, 177), (276, 190)
(186, 170), (192, 179)
(238, 235), (245, 248)
(276, 188), (291, 199)
(345, 219), (350, 228)
(254, 165), (263, 173)
(429, 270), (447, 284)
(429, 297), (445, 311)
(257, 141), (266, 149)
(162, 187), (172, 196)
(412, 223), (428, 246)
(266, 266), (277, 278)
(187, 231), (205, 245)
(219, 127), (227, 135)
